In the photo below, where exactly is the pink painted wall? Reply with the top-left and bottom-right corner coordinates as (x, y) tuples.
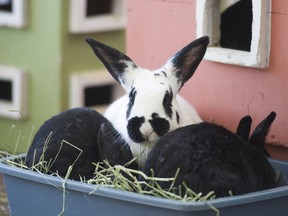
(127, 0), (288, 160)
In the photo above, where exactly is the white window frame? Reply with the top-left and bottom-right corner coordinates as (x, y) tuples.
(0, 0), (27, 28)
(70, 71), (124, 113)
(196, 0), (271, 69)
(0, 65), (28, 120)
(69, 0), (126, 33)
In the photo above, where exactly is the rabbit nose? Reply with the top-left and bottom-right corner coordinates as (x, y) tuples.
(140, 127), (154, 139)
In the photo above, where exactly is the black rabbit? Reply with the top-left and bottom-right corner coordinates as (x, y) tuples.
(142, 112), (277, 197)
(26, 108), (135, 180)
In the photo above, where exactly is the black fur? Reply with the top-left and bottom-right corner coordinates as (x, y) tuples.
(126, 87), (137, 119)
(176, 111), (180, 124)
(97, 122), (137, 170)
(162, 88), (173, 119)
(249, 112), (276, 157)
(85, 38), (137, 84)
(26, 108), (134, 180)
(236, 115), (252, 140)
(149, 113), (170, 137)
(236, 112), (276, 157)
(161, 71), (167, 77)
(172, 36), (209, 87)
(26, 108), (107, 180)
(142, 120), (276, 197)
(127, 117), (146, 143)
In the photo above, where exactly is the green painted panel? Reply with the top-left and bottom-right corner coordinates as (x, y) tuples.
(0, 0), (125, 153)
(0, 0), (62, 153)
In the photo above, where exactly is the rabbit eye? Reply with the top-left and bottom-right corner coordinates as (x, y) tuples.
(163, 88), (173, 119)
(126, 88), (137, 118)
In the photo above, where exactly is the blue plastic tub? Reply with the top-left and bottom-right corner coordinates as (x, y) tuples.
(0, 154), (287, 216)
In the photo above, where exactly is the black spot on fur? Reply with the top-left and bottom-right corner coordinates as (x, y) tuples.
(126, 88), (137, 119)
(149, 113), (170, 137)
(127, 116), (146, 143)
(155, 71), (167, 78)
(151, 113), (159, 119)
(161, 71), (167, 77)
(163, 88), (173, 119)
(176, 111), (180, 124)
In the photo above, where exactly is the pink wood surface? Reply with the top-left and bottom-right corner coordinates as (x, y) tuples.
(127, 0), (288, 159)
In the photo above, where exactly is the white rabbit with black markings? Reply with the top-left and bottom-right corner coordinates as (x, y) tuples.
(85, 36), (209, 167)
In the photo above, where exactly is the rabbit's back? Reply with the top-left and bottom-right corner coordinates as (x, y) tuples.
(143, 122), (276, 197)
(26, 107), (109, 180)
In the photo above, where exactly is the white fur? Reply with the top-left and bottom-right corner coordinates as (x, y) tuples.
(104, 67), (202, 167)
(85, 37), (209, 167)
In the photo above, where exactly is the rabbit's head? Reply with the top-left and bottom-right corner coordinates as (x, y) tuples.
(85, 37), (209, 165)
(86, 37), (208, 136)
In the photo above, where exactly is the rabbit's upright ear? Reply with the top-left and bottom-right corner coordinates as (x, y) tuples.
(85, 37), (137, 90)
(163, 36), (209, 91)
(249, 111), (276, 157)
(236, 115), (252, 140)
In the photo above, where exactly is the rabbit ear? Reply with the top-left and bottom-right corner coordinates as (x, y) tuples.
(236, 115), (252, 140)
(249, 111), (276, 156)
(162, 36), (209, 91)
(97, 122), (137, 167)
(85, 37), (137, 88)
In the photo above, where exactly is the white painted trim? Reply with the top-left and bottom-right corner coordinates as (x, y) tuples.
(196, 0), (271, 69)
(0, 0), (27, 28)
(69, 70), (124, 113)
(0, 65), (28, 120)
(69, 0), (127, 33)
